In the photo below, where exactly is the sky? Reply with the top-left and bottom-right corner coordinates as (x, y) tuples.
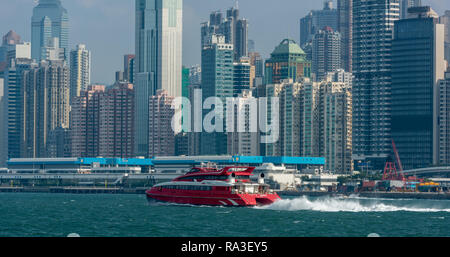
(1, 0), (449, 84)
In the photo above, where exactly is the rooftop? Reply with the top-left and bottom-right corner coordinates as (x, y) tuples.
(271, 39), (306, 56)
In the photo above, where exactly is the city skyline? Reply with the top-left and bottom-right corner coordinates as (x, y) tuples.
(2, 0), (449, 85)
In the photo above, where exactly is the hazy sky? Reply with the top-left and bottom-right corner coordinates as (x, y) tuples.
(1, 0), (449, 84)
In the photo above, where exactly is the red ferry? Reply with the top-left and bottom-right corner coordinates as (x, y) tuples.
(145, 166), (281, 207)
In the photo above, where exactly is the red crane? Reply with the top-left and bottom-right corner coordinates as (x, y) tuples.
(392, 139), (403, 172)
(382, 139), (405, 181)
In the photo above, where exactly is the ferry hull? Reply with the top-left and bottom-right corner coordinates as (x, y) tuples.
(145, 190), (280, 207)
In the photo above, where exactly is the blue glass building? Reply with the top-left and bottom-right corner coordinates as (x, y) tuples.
(31, 0), (69, 61)
(391, 7), (445, 169)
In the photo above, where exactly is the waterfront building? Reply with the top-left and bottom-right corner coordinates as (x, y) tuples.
(265, 39), (311, 85)
(318, 82), (353, 173)
(438, 70), (450, 165)
(391, 6), (445, 169)
(187, 84), (202, 156)
(200, 34), (234, 155)
(337, 0), (352, 72)
(123, 54), (135, 83)
(3, 58), (35, 159)
(135, 0), (183, 157)
(311, 27), (341, 82)
(148, 90), (175, 157)
(0, 78), (5, 167)
(71, 83), (135, 158)
(31, 0), (69, 61)
(352, 0), (400, 169)
(227, 90), (260, 156)
(22, 60), (70, 158)
(175, 133), (189, 156)
(300, 1), (338, 47)
(99, 82), (135, 158)
(70, 85), (106, 158)
(400, 0), (422, 19)
(265, 80), (302, 157)
(70, 44), (91, 102)
(6, 156), (325, 176)
(440, 11), (450, 67)
(300, 80), (319, 157)
(47, 127), (71, 158)
(265, 78), (353, 173)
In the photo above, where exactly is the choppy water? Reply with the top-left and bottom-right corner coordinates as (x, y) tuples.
(1, 193), (449, 237)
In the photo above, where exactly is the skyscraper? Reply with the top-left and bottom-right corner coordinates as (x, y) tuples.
(400, 0), (422, 19)
(99, 82), (135, 158)
(70, 85), (105, 158)
(391, 6), (444, 169)
(0, 30), (22, 63)
(31, 0), (69, 61)
(337, 0), (352, 72)
(300, 1), (338, 47)
(187, 84), (202, 156)
(201, 34), (234, 155)
(22, 60), (70, 158)
(233, 57), (251, 96)
(265, 78), (353, 172)
(227, 90), (260, 156)
(265, 80), (302, 157)
(265, 39), (311, 85)
(318, 81), (353, 173)
(311, 27), (341, 82)
(0, 77), (5, 167)
(326, 69), (353, 88)
(70, 44), (91, 102)
(0, 31), (31, 71)
(182, 66), (189, 99)
(440, 11), (450, 67)
(41, 37), (65, 61)
(123, 54), (135, 83)
(135, 0), (183, 157)
(3, 58), (35, 159)
(438, 70), (450, 165)
(148, 90), (175, 157)
(71, 83), (135, 158)
(201, 6), (248, 61)
(352, 0), (399, 169)
(234, 19), (248, 61)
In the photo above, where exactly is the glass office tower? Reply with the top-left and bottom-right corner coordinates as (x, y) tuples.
(391, 6), (445, 169)
(31, 0), (69, 61)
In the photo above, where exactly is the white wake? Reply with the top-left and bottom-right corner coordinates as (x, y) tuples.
(258, 196), (450, 212)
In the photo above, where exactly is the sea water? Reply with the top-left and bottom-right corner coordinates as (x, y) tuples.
(0, 193), (449, 237)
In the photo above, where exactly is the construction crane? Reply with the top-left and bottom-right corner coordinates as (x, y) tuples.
(392, 139), (403, 172)
(382, 139), (405, 181)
